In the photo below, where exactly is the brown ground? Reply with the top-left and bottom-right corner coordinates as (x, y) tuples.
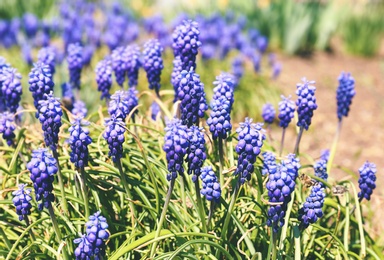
(273, 48), (384, 243)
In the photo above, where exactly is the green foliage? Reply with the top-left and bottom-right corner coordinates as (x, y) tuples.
(0, 0), (56, 19)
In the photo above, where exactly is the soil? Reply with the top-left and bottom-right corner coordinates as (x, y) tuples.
(273, 48), (384, 242)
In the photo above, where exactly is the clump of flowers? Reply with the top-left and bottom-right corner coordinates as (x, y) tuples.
(67, 42), (83, 89)
(68, 118), (92, 169)
(314, 149), (329, 182)
(358, 161), (377, 201)
(262, 103), (275, 124)
(296, 78), (317, 130)
(95, 58), (113, 100)
(212, 72), (235, 110)
(103, 116), (125, 162)
(37, 46), (56, 76)
(0, 67), (22, 113)
(171, 56), (182, 101)
(111, 46), (128, 87)
(163, 118), (189, 181)
(186, 126), (206, 182)
(27, 148), (58, 210)
(234, 118), (265, 184)
(278, 95), (295, 128)
(262, 151), (277, 176)
(125, 44), (141, 88)
(200, 166), (221, 203)
(143, 39), (164, 95)
(336, 72), (356, 121)
(12, 184), (33, 221)
(207, 96), (232, 140)
(0, 112), (16, 146)
(298, 183), (325, 229)
(72, 100), (88, 118)
(28, 62), (54, 109)
(108, 88), (138, 121)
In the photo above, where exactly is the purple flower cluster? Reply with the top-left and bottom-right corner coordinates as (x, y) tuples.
(143, 39), (164, 95)
(314, 149), (329, 181)
(95, 58), (113, 100)
(163, 118), (189, 181)
(177, 69), (207, 126)
(171, 56), (183, 101)
(358, 161), (377, 201)
(74, 211), (109, 260)
(12, 184), (33, 221)
(336, 72), (356, 121)
(0, 67), (22, 113)
(262, 103), (275, 124)
(234, 118), (265, 184)
(103, 116), (125, 162)
(262, 151), (277, 176)
(37, 93), (62, 151)
(278, 95), (295, 128)
(186, 126), (206, 182)
(27, 148), (58, 210)
(28, 62), (54, 109)
(0, 112), (16, 146)
(67, 43), (83, 89)
(108, 88), (138, 121)
(68, 119), (92, 169)
(298, 184), (325, 229)
(296, 78), (317, 130)
(111, 46), (128, 87)
(200, 166), (221, 203)
(37, 46), (56, 76)
(212, 72), (235, 110)
(125, 45), (141, 88)
(231, 56), (244, 85)
(151, 101), (160, 120)
(72, 100), (88, 118)
(61, 82), (74, 111)
(172, 20), (202, 71)
(207, 96), (232, 140)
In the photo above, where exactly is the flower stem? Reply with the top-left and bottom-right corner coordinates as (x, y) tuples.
(293, 127), (304, 155)
(327, 120), (342, 175)
(207, 201), (215, 230)
(343, 190), (350, 251)
(24, 216), (36, 241)
(279, 128), (286, 157)
(48, 203), (69, 260)
(80, 168), (90, 219)
(52, 150), (69, 215)
(115, 159), (136, 223)
(216, 179), (240, 258)
(218, 137), (225, 188)
(279, 192), (295, 250)
(293, 224), (301, 260)
(150, 178), (175, 258)
(194, 180), (207, 233)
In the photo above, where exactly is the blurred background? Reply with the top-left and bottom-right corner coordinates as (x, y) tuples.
(0, 0), (383, 242)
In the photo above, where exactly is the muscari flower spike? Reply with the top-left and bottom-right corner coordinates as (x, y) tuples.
(0, 112), (16, 146)
(85, 211), (110, 259)
(262, 151), (277, 176)
(283, 153), (301, 180)
(358, 161), (377, 201)
(103, 116), (125, 162)
(61, 82), (74, 111)
(177, 69), (207, 126)
(125, 44), (141, 88)
(27, 148), (58, 210)
(37, 46), (56, 76)
(111, 46), (128, 87)
(67, 42), (83, 89)
(0, 67), (22, 113)
(336, 72), (356, 121)
(72, 100), (88, 118)
(207, 96), (232, 140)
(231, 56), (244, 86)
(298, 183), (325, 229)
(200, 166), (221, 203)
(172, 20), (202, 71)
(171, 55), (182, 101)
(28, 62), (54, 109)
(186, 126), (206, 182)
(95, 58), (113, 100)
(108, 88), (138, 121)
(266, 161), (297, 233)
(262, 103), (275, 125)
(296, 78), (317, 130)
(234, 118), (265, 184)
(212, 72), (235, 111)
(151, 101), (160, 120)
(73, 234), (93, 260)
(143, 39), (164, 95)
(278, 95), (295, 129)
(37, 92), (62, 151)
(314, 149), (329, 182)
(68, 118), (92, 169)
(12, 184), (33, 221)
(163, 118), (189, 181)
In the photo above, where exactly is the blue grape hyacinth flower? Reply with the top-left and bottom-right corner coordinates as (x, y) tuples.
(336, 72), (355, 121)
(358, 161), (377, 201)
(12, 184), (33, 221)
(37, 92), (63, 151)
(234, 118), (265, 184)
(0, 67), (22, 113)
(207, 96), (232, 140)
(151, 101), (160, 120)
(125, 44), (141, 88)
(298, 183), (325, 229)
(186, 126), (206, 182)
(296, 78), (317, 130)
(262, 151), (277, 176)
(0, 112), (16, 146)
(200, 166), (221, 203)
(85, 211), (110, 259)
(262, 103), (275, 125)
(27, 148), (58, 210)
(177, 69), (207, 126)
(103, 116), (125, 162)
(171, 55), (182, 101)
(143, 39), (164, 95)
(67, 42), (83, 89)
(111, 46), (128, 87)
(95, 58), (113, 100)
(68, 118), (92, 169)
(314, 149), (329, 182)
(37, 46), (56, 76)
(163, 118), (189, 181)
(61, 82), (74, 111)
(73, 234), (93, 260)
(28, 62), (54, 109)
(172, 20), (202, 71)
(108, 88), (138, 121)
(212, 72), (235, 111)
(72, 100), (88, 118)
(278, 95), (295, 128)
